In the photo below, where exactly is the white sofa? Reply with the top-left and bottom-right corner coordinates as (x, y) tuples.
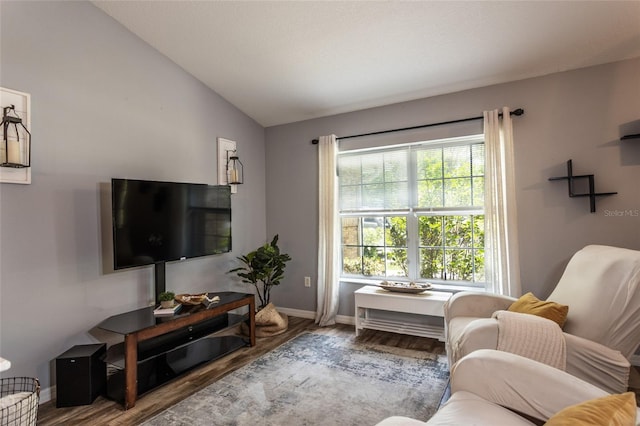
(376, 349), (640, 425)
(445, 245), (640, 393)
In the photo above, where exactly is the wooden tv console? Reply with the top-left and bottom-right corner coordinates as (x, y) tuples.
(98, 292), (255, 409)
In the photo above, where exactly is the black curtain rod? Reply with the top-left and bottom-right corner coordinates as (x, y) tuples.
(311, 108), (524, 144)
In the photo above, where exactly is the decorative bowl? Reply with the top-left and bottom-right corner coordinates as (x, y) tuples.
(175, 293), (208, 305)
(378, 281), (432, 294)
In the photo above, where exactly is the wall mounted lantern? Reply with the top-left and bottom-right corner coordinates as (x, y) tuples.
(1, 104), (31, 168)
(227, 151), (244, 185)
(217, 137), (244, 193)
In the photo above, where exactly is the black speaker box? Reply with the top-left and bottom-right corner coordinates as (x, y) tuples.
(56, 343), (106, 408)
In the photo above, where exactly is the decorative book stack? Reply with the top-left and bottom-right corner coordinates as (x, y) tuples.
(153, 304), (182, 316)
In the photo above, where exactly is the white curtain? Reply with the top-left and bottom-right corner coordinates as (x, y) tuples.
(484, 107), (522, 297)
(315, 134), (340, 326)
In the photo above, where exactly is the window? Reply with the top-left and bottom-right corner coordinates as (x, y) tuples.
(338, 135), (485, 287)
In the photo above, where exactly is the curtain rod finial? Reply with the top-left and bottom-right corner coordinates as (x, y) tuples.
(512, 108), (524, 116)
(311, 139), (319, 145)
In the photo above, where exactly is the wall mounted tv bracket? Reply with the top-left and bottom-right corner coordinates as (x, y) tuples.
(548, 159), (617, 213)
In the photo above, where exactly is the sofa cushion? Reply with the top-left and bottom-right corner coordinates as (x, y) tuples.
(375, 416), (428, 426)
(508, 292), (568, 328)
(429, 391), (538, 426)
(446, 317), (498, 367)
(375, 392), (538, 426)
(547, 245), (640, 358)
(544, 392), (636, 426)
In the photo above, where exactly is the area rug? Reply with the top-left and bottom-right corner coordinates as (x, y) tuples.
(141, 332), (449, 426)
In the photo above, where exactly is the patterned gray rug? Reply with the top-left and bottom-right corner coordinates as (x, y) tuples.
(142, 332), (449, 426)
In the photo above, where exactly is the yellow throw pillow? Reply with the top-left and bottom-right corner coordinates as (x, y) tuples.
(544, 392), (636, 426)
(508, 292), (569, 328)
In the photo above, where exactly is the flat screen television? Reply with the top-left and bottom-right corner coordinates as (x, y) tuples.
(111, 178), (231, 301)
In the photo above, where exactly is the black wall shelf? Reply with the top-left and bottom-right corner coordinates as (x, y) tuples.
(548, 159), (617, 213)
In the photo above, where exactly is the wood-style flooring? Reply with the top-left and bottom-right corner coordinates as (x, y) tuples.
(36, 317), (640, 425)
(37, 317), (445, 426)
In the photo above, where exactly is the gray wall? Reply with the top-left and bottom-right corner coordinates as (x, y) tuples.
(265, 58), (640, 316)
(1, 0), (639, 399)
(0, 2), (266, 392)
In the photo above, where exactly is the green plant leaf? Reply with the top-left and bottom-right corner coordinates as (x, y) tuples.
(227, 234), (291, 308)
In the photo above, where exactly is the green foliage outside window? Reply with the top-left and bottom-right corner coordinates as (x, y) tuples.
(418, 215), (484, 281)
(339, 139), (485, 284)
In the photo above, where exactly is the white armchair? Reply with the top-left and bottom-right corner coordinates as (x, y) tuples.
(377, 349), (640, 426)
(444, 245), (640, 393)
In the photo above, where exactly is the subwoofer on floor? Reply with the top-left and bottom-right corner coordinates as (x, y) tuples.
(55, 343), (106, 407)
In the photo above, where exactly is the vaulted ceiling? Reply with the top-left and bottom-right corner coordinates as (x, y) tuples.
(93, 1), (640, 127)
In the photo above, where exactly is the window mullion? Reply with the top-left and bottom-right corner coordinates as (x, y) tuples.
(407, 147), (418, 280)
(406, 214), (418, 280)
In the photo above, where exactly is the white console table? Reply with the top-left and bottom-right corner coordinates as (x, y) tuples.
(354, 285), (452, 341)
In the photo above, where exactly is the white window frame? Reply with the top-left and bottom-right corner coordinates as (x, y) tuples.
(338, 134), (485, 289)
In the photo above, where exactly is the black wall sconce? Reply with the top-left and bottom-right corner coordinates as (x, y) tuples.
(227, 150), (244, 185)
(1, 104), (31, 168)
(217, 137), (244, 193)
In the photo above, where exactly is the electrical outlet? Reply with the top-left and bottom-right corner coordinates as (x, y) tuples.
(304, 276), (311, 287)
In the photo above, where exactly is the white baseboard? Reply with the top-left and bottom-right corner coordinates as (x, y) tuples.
(336, 314), (355, 326)
(276, 307), (355, 326)
(276, 307), (315, 319)
(39, 385), (54, 404)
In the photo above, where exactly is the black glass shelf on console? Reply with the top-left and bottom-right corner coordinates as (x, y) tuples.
(98, 291), (255, 408)
(103, 312), (248, 369)
(98, 291), (253, 336)
(106, 334), (247, 402)
(98, 291), (254, 404)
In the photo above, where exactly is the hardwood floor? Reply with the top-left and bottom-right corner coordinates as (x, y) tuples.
(36, 318), (640, 425)
(37, 317), (445, 426)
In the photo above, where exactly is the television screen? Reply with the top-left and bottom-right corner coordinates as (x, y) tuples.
(112, 178), (231, 270)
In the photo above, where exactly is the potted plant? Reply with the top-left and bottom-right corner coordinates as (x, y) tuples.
(228, 235), (291, 311)
(159, 291), (176, 308)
